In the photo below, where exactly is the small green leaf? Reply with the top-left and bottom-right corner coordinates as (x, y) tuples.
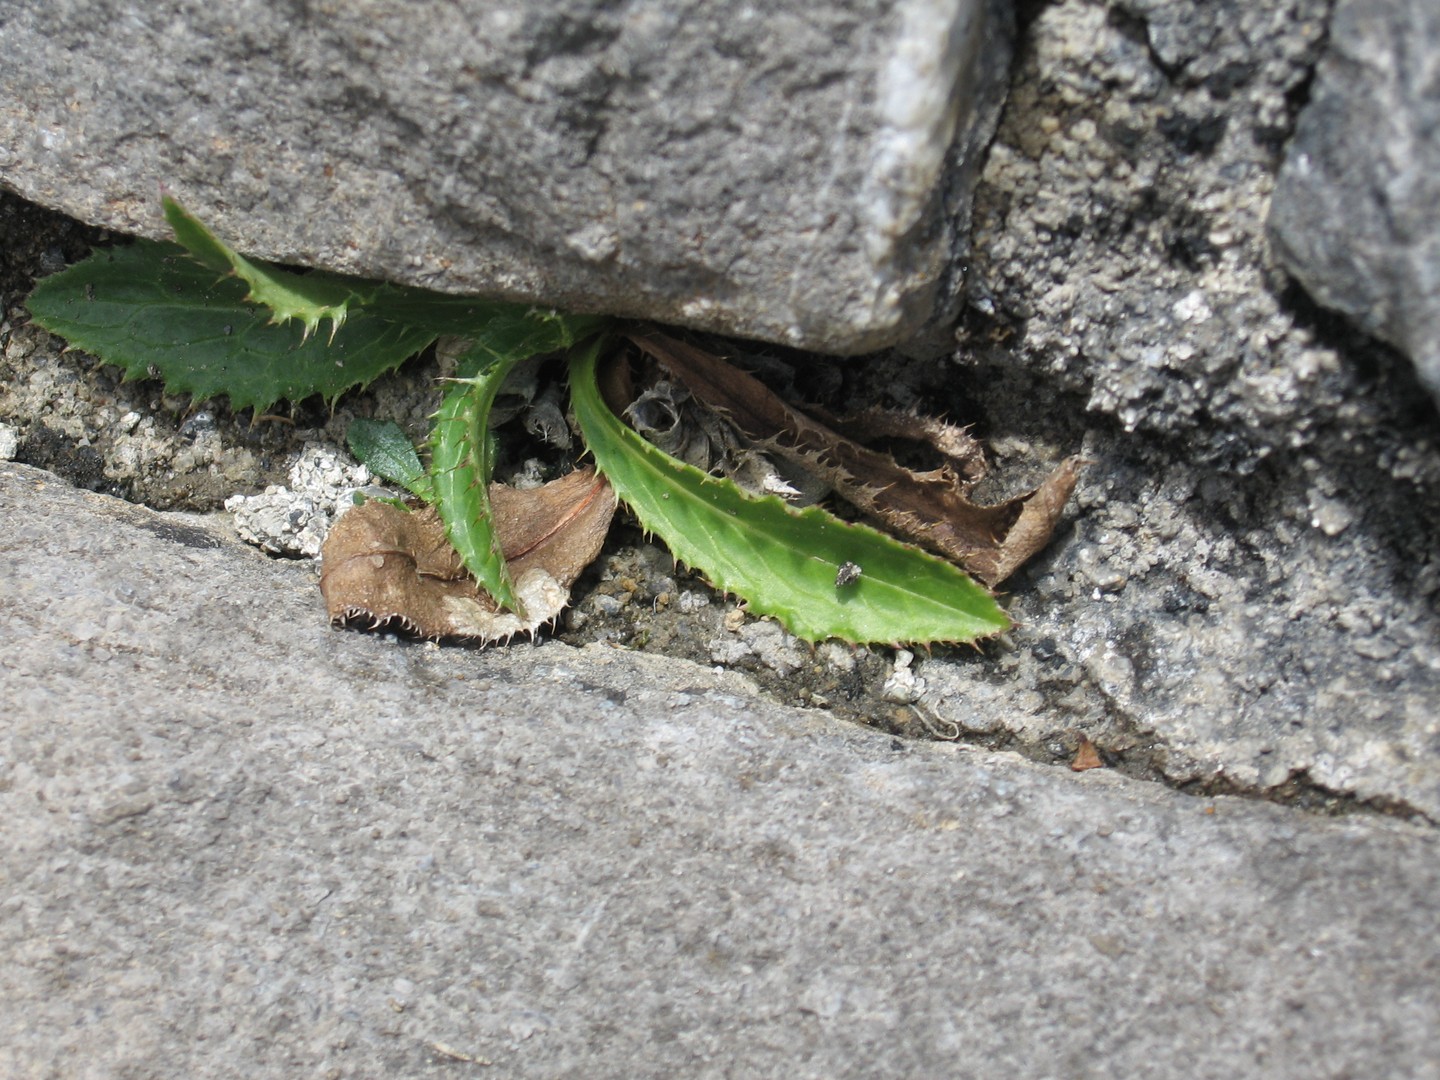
(26, 241), (436, 413)
(431, 369), (523, 614)
(428, 311), (609, 615)
(163, 195), (364, 341)
(347, 419), (434, 501)
(447, 309), (611, 380)
(568, 337), (1011, 645)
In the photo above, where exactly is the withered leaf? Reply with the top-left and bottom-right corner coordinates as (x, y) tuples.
(629, 332), (1080, 586)
(319, 467), (616, 643)
(1070, 733), (1106, 772)
(808, 404), (988, 485)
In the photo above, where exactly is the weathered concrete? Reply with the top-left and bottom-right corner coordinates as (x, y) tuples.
(0, 0), (1010, 354)
(4, 462), (1440, 1078)
(1269, 0), (1440, 402)
(912, 0), (1440, 818)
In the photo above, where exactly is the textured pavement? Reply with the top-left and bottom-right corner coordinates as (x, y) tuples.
(3, 462), (1438, 1079)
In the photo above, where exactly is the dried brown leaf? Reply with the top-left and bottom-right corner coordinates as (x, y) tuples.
(960, 457), (1084, 586)
(809, 405), (988, 484)
(319, 467), (616, 642)
(1070, 733), (1105, 772)
(629, 332), (1080, 586)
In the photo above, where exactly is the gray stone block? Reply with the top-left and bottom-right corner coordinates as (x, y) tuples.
(0, 0), (1011, 354)
(4, 459), (1440, 1077)
(1268, 0), (1440, 400)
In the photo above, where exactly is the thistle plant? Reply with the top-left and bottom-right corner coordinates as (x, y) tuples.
(25, 198), (1071, 646)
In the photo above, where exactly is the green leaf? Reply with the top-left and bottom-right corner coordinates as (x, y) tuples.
(446, 309), (611, 380)
(346, 419), (434, 501)
(26, 240), (436, 413)
(567, 337), (1011, 645)
(429, 311), (609, 615)
(163, 195), (364, 341)
(431, 368), (523, 613)
(165, 195), (612, 342)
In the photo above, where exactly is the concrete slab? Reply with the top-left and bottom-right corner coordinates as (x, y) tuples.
(3, 461), (1438, 1078)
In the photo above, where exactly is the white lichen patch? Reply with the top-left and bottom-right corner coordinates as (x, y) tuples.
(225, 442), (387, 557)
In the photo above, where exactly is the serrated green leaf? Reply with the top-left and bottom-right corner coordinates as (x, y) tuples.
(431, 369), (524, 614)
(447, 309), (611, 380)
(163, 195), (365, 341)
(428, 310), (610, 615)
(26, 240), (436, 413)
(165, 195), (608, 342)
(567, 337), (1011, 645)
(347, 419), (434, 501)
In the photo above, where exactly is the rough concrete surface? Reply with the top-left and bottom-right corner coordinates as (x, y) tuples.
(910, 0), (1440, 818)
(3, 460), (1440, 1079)
(0, 0), (1009, 354)
(1269, 0), (1440, 402)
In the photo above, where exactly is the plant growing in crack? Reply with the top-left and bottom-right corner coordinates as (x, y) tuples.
(26, 197), (1079, 647)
